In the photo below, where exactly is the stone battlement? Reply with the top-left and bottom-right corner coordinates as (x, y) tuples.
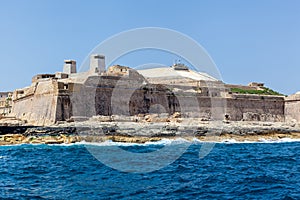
(6, 55), (294, 126)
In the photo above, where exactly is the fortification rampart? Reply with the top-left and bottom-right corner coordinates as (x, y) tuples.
(11, 74), (286, 125)
(12, 80), (71, 126)
(7, 55), (290, 125)
(69, 76), (285, 123)
(285, 94), (300, 122)
(0, 92), (12, 115)
(226, 94), (285, 121)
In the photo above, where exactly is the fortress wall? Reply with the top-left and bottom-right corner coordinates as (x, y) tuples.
(146, 77), (198, 87)
(70, 76), (121, 118)
(70, 75), (151, 118)
(68, 77), (285, 122)
(12, 75), (283, 124)
(157, 94), (284, 122)
(226, 95), (285, 122)
(129, 86), (179, 115)
(56, 94), (72, 122)
(12, 80), (59, 126)
(285, 95), (300, 122)
(69, 83), (95, 119)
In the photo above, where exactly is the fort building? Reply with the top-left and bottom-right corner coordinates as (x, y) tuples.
(6, 54), (297, 126)
(248, 82), (265, 88)
(0, 92), (12, 116)
(285, 92), (300, 122)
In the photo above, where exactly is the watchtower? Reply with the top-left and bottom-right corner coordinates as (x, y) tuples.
(90, 54), (106, 74)
(63, 60), (77, 74)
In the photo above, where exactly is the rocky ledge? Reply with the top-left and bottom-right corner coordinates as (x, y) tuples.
(1, 120), (300, 145)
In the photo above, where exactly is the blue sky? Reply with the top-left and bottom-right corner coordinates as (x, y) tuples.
(0, 0), (299, 94)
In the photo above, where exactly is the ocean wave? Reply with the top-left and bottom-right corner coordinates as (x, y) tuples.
(218, 138), (300, 144)
(81, 138), (191, 147)
(75, 137), (300, 146)
(0, 143), (42, 147)
(1, 137), (300, 148)
(257, 138), (300, 143)
(0, 156), (8, 159)
(192, 138), (300, 144)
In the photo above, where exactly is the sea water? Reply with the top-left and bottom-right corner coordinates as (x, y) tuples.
(0, 140), (299, 199)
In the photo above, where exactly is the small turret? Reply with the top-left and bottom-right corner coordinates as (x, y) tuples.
(90, 54), (105, 74)
(63, 60), (77, 74)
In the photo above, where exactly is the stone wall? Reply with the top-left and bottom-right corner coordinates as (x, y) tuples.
(11, 74), (286, 125)
(0, 92), (12, 115)
(285, 94), (300, 122)
(69, 76), (284, 122)
(12, 80), (60, 126)
(226, 94), (285, 122)
(70, 75), (147, 118)
(56, 94), (72, 122)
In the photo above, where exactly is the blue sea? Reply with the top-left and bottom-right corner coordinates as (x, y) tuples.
(0, 139), (299, 199)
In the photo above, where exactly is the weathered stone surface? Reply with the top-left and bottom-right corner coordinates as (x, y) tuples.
(0, 126), (36, 135)
(285, 93), (300, 122)
(24, 127), (76, 137)
(108, 136), (161, 143)
(11, 72), (287, 127)
(1, 120), (300, 146)
(12, 80), (62, 126)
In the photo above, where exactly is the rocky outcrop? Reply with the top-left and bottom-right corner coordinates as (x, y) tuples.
(0, 126), (36, 135)
(1, 119), (300, 145)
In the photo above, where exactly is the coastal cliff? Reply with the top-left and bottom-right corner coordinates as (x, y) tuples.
(1, 114), (300, 145)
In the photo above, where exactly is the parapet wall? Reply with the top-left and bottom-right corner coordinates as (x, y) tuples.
(285, 94), (300, 122)
(11, 74), (287, 125)
(70, 76), (285, 122)
(226, 94), (285, 122)
(12, 80), (63, 126)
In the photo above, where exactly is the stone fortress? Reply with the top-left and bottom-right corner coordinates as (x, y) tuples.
(0, 92), (12, 115)
(1, 54), (300, 126)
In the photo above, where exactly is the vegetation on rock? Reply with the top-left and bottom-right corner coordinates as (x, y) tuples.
(230, 87), (284, 96)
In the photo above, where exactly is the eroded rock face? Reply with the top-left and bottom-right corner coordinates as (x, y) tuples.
(1, 119), (300, 146)
(0, 126), (36, 135)
(242, 112), (284, 122)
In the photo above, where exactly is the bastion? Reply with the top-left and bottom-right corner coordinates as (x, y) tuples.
(5, 54), (294, 126)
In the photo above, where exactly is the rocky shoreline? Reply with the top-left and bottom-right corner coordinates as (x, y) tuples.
(1, 119), (300, 145)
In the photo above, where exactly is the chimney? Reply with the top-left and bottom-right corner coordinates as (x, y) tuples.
(90, 54), (105, 74)
(63, 60), (77, 74)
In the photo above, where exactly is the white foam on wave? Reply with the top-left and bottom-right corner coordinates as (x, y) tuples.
(257, 138), (300, 143)
(216, 138), (300, 144)
(43, 137), (300, 146)
(1, 137), (300, 148)
(191, 138), (251, 144)
(80, 138), (191, 147)
(78, 140), (140, 147)
(145, 138), (190, 145)
(0, 156), (8, 159)
(192, 137), (300, 144)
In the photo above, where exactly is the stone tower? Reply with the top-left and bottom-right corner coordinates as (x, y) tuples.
(63, 60), (77, 74)
(90, 54), (105, 74)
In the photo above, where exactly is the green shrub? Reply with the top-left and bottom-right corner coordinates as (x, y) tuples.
(230, 87), (284, 96)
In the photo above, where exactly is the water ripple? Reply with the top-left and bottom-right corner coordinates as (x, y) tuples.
(0, 142), (299, 199)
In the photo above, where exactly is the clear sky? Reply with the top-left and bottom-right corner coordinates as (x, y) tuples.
(0, 0), (299, 95)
